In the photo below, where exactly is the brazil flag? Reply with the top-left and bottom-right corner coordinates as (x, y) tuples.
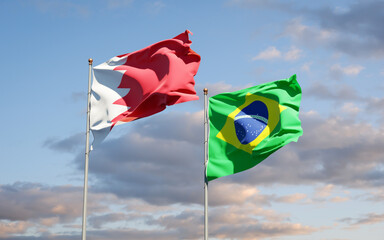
(207, 75), (302, 181)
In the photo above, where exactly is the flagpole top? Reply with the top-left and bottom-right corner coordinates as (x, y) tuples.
(88, 58), (93, 65)
(203, 88), (208, 95)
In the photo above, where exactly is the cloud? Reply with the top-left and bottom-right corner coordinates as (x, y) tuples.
(0, 221), (33, 238)
(230, 1), (384, 58)
(88, 213), (128, 229)
(314, 184), (335, 198)
(329, 64), (365, 79)
(43, 133), (84, 153)
(145, 1), (165, 15)
(363, 189), (384, 202)
(252, 46), (282, 60)
(284, 46), (303, 60)
(341, 102), (361, 115)
(209, 203), (316, 239)
(340, 213), (384, 227)
(284, 2), (384, 58)
(275, 193), (308, 203)
(66, 106), (384, 213)
(75, 112), (204, 205)
(301, 62), (312, 72)
(306, 81), (384, 121)
(0, 182), (110, 222)
(330, 196), (349, 203)
(252, 46), (302, 61)
(0, 185), (318, 240)
(364, 96), (384, 115)
(149, 201), (316, 240)
(283, 18), (334, 48)
(311, 184), (349, 203)
(226, 111), (384, 189)
(309, 1), (384, 58)
(306, 82), (360, 101)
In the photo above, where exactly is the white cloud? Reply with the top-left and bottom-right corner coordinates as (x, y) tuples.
(341, 102), (361, 115)
(209, 183), (260, 206)
(252, 46), (302, 61)
(331, 196), (349, 203)
(331, 64), (365, 76)
(146, 1), (166, 15)
(284, 46), (302, 60)
(343, 65), (365, 75)
(0, 221), (33, 238)
(284, 18), (334, 46)
(301, 62), (312, 72)
(277, 193), (308, 203)
(315, 184), (335, 198)
(253, 46), (282, 60)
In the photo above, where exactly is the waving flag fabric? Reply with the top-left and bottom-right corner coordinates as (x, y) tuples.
(90, 30), (201, 145)
(207, 75), (302, 181)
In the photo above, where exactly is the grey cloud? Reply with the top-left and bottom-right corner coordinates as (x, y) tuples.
(0, 220), (32, 239)
(71, 107), (384, 208)
(306, 82), (360, 101)
(152, 210), (203, 238)
(76, 112), (205, 205)
(43, 133), (84, 153)
(225, 113), (384, 189)
(132, 111), (203, 145)
(0, 182), (108, 222)
(84, 134), (204, 205)
(305, 81), (384, 123)
(232, 0), (384, 58)
(0, 201), (317, 240)
(311, 1), (384, 58)
(361, 190), (384, 202)
(339, 213), (384, 226)
(0, 182), (81, 221)
(0, 236), (78, 240)
(134, 203), (315, 240)
(208, 204), (316, 239)
(364, 96), (384, 122)
(283, 1), (384, 58)
(88, 213), (128, 229)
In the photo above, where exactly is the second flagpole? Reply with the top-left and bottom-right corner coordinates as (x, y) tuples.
(81, 58), (93, 240)
(204, 88), (208, 240)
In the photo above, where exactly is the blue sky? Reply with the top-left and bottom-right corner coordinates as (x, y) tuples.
(1, 0), (384, 239)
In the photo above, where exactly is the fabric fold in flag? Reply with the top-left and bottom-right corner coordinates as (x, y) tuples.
(90, 30), (201, 145)
(207, 75), (303, 181)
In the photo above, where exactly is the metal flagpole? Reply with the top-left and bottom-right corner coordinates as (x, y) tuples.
(203, 88), (209, 240)
(81, 58), (93, 240)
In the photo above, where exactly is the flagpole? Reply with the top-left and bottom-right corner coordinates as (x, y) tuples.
(81, 58), (93, 240)
(203, 88), (209, 240)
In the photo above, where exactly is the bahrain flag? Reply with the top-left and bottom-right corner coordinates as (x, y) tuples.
(90, 30), (201, 145)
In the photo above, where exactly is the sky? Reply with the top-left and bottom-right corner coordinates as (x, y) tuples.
(1, 0), (384, 239)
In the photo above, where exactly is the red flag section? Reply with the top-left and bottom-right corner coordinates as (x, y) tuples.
(111, 30), (201, 125)
(90, 30), (201, 145)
